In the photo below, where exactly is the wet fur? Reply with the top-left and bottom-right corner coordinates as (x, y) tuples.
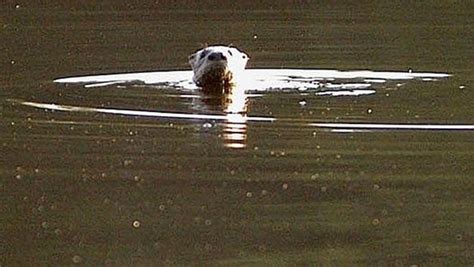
(188, 46), (248, 93)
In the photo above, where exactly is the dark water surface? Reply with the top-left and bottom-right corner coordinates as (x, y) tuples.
(2, 1), (474, 266)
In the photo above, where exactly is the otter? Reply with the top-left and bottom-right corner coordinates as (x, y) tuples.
(188, 46), (249, 92)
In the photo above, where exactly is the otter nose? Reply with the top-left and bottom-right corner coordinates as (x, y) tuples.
(207, 52), (227, 61)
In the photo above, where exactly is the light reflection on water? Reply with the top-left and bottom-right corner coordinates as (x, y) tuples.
(54, 68), (451, 94)
(12, 68), (470, 149)
(15, 100), (474, 130)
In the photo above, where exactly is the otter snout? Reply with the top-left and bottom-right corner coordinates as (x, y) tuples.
(207, 52), (227, 61)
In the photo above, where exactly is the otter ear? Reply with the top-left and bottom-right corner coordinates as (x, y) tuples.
(188, 53), (197, 64)
(188, 53), (198, 69)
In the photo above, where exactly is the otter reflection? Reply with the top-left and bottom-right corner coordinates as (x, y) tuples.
(199, 86), (249, 149)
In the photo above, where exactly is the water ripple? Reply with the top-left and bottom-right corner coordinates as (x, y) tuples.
(12, 100), (473, 131)
(54, 68), (451, 96)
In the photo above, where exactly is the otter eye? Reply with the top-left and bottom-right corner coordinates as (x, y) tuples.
(199, 50), (209, 59)
(242, 55), (247, 59)
(228, 50), (233, 56)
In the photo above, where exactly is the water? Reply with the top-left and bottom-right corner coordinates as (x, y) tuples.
(2, 1), (473, 265)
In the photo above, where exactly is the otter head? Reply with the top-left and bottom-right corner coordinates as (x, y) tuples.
(188, 46), (249, 93)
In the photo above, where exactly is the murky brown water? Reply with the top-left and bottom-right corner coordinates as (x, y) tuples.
(2, 1), (474, 266)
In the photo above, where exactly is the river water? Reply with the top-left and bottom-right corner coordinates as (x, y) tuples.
(2, 1), (473, 265)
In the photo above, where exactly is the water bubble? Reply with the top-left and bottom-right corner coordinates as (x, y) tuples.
(372, 218), (380, 225)
(132, 220), (141, 228)
(123, 159), (133, 167)
(282, 183), (289, 190)
(159, 205), (166, 211)
(253, 34), (258, 39)
(205, 219), (212, 226)
(15, 174), (22, 180)
(10, 60), (15, 64)
(72, 255), (82, 264)
(202, 122), (213, 128)
(299, 99), (307, 106)
(15, 4), (21, 9)
(367, 108), (373, 114)
(373, 184), (380, 190)
(455, 234), (463, 241)
(246, 192), (253, 198)
(459, 85), (465, 90)
(311, 173), (320, 180)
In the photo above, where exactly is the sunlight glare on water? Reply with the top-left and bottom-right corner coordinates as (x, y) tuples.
(54, 68), (451, 94)
(12, 67), (473, 151)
